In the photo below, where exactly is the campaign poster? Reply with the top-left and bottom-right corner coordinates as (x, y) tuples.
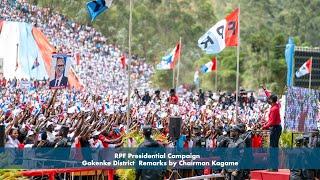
(49, 54), (71, 89)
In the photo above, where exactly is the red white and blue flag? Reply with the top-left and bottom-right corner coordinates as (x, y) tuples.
(201, 57), (217, 73)
(295, 58), (312, 78)
(157, 43), (181, 70)
(198, 8), (239, 54)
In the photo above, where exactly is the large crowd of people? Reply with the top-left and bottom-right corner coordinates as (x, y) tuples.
(1, 0), (320, 179)
(0, 75), (278, 179)
(0, 0), (279, 169)
(0, 0), (274, 143)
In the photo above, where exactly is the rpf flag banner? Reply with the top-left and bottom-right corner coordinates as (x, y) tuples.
(87, 0), (113, 22)
(285, 37), (295, 86)
(198, 8), (239, 54)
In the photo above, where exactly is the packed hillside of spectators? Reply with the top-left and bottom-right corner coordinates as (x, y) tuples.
(0, 0), (153, 94)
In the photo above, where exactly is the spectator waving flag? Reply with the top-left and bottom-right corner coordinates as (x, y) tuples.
(156, 43), (181, 70)
(87, 0), (113, 22)
(201, 57), (217, 73)
(31, 57), (40, 70)
(295, 58), (312, 78)
(198, 8), (239, 54)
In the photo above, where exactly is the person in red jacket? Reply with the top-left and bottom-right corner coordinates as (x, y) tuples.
(261, 85), (282, 171)
(261, 86), (281, 144)
(168, 89), (178, 104)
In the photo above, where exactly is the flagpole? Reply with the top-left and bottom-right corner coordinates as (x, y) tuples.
(235, 5), (240, 122)
(172, 67), (175, 89)
(126, 0), (133, 126)
(309, 57), (312, 89)
(292, 54), (295, 86)
(176, 37), (182, 90)
(215, 57), (218, 92)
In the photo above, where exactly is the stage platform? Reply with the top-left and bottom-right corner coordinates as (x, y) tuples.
(250, 169), (290, 180)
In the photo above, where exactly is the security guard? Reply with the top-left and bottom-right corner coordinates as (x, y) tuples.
(238, 123), (253, 179)
(239, 123), (252, 147)
(217, 127), (231, 148)
(224, 125), (245, 180)
(135, 125), (165, 180)
(193, 126), (206, 148)
(228, 125), (245, 148)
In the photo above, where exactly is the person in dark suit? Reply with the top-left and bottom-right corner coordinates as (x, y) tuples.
(135, 126), (165, 180)
(49, 57), (68, 88)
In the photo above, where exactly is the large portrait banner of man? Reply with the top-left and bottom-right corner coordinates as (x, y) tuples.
(49, 53), (71, 89)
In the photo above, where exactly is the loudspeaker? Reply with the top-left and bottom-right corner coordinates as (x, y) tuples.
(0, 125), (5, 147)
(169, 116), (182, 140)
